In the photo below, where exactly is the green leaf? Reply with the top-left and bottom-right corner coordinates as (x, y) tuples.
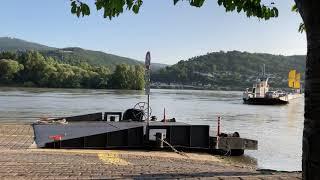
(298, 23), (305, 33)
(137, 0), (143, 6)
(81, 3), (90, 16)
(272, 7), (278, 17)
(71, 5), (77, 14)
(71, 1), (76, 7)
(132, 4), (139, 14)
(71, 1), (77, 14)
(95, 0), (104, 10)
(190, 0), (205, 7)
(70, 0), (279, 21)
(291, 4), (298, 12)
(126, 0), (134, 9)
(76, 6), (81, 17)
(236, 3), (243, 13)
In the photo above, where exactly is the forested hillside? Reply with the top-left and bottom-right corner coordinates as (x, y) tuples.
(0, 38), (306, 91)
(0, 37), (166, 70)
(41, 47), (142, 67)
(152, 51), (305, 90)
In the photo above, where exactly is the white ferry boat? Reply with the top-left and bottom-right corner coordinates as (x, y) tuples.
(243, 66), (302, 105)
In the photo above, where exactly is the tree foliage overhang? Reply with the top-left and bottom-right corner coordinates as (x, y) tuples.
(70, 0), (278, 20)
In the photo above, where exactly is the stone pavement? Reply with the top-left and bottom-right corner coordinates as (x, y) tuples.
(0, 123), (301, 179)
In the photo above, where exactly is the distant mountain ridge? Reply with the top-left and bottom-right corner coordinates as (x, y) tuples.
(0, 37), (167, 69)
(0, 37), (56, 51)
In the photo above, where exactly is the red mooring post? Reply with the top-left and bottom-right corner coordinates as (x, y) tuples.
(217, 116), (221, 136)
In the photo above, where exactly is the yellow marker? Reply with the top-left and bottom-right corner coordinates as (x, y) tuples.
(294, 73), (301, 89)
(288, 70), (296, 88)
(98, 152), (131, 166)
(29, 149), (131, 166)
(288, 70), (301, 89)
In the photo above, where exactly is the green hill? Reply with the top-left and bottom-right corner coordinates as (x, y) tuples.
(151, 51), (305, 90)
(0, 37), (55, 51)
(0, 37), (140, 67)
(41, 47), (142, 67)
(0, 37), (167, 70)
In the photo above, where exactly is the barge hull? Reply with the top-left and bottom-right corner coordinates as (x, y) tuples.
(32, 113), (258, 156)
(243, 98), (288, 105)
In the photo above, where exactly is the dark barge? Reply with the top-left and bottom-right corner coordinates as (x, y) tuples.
(243, 97), (289, 105)
(32, 108), (258, 156)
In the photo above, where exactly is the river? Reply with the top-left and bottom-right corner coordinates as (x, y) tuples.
(0, 87), (303, 171)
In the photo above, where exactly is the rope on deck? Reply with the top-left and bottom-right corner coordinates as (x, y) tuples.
(160, 138), (189, 158)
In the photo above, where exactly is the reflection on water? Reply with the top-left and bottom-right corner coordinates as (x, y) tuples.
(0, 87), (303, 171)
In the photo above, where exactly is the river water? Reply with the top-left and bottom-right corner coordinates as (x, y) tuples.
(0, 87), (303, 171)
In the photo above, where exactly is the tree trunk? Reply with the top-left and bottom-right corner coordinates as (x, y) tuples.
(295, 0), (320, 179)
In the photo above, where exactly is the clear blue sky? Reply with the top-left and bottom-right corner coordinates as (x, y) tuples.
(0, 0), (305, 64)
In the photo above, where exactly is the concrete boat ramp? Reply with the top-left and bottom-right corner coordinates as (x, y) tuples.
(0, 123), (301, 179)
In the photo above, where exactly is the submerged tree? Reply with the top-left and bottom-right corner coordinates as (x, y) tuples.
(68, 0), (320, 178)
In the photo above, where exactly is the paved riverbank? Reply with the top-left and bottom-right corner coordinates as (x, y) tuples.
(0, 123), (301, 179)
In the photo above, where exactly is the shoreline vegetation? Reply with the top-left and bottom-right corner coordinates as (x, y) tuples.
(0, 38), (306, 91)
(0, 84), (293, 92)
(0, 49), (305, 91)
(0, 51), (145, 90)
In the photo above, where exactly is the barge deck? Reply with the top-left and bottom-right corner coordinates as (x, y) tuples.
(32, 111), (258, 156)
